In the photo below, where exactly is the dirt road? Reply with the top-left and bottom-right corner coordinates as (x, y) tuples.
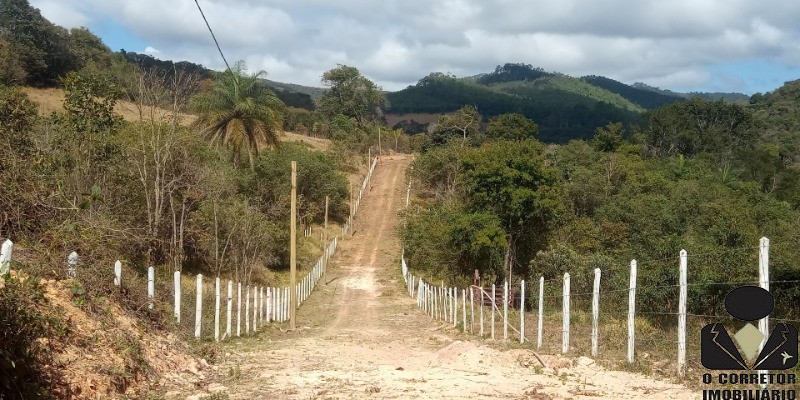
(204, 155), (700, 399)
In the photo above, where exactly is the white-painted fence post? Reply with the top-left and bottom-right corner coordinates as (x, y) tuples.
(236, 282), (242, 337)
(520, 280), (525, 344)
(67, 251), (78, 278)
(147, 266), (155, 310)
(480, 287), (484, 337)
(563, 272), (570, 354)
(627, 260), (637, 364)
(503, 280), (509, 340)
(195, 274), (203, 339)
(253, 286), (258, 331)
(491, 284), (496, 339)
(114, 260), (122, 286)
(470, 287), (475, 334)
(276, 286), (280, 321)
(678, 250), (687, 377)
(174, 270), (181, 323)
(453, 288), (458, 328)
(0, 239), (13, 276)
(245, 286), (251, 334)
(214, 277), (220, 342)
(434, 286), (438, 320)
(591, 268), (601, 358)
(758, 237), (770, 386)
(462, 288), (467, 332)
(537, 276), (544, 349)
(261, 286), (265, 323)
(227, 280), (233, 339)
(266, 287), (272, 322)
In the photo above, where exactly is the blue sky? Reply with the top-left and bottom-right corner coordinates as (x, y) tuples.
(31, 0), (800, 94)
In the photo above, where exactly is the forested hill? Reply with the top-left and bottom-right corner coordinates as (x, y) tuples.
(386, 63), (748, 143)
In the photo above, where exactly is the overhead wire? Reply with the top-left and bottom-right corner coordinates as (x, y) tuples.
(193, 0), (233, 74)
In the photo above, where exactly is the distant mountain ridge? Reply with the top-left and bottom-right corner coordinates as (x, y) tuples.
(385, 63), (751, 142)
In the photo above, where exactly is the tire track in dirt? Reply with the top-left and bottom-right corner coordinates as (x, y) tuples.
(198, 154), (701, 400)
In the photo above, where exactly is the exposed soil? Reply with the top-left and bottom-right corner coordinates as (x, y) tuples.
(170, 154), (701, 399)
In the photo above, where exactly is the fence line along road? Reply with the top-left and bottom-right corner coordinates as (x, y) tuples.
(400, 180), (781, 379)
(0, 157), (379, 343)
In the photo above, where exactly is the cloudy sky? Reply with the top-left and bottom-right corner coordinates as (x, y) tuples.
(30, 0), (800, 94)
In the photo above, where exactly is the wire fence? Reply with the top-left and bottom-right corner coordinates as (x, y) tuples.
(401, 239), (794, 380)
(0, 157), (379, 343)
(399, 179), (799, 382)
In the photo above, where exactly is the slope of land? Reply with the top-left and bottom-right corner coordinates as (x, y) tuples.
(169, 155), (699, 399)
(22, 87), (327, 150)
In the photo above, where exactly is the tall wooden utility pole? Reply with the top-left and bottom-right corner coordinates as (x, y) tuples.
(349, 183), (354, 227)
(290, 161), (297, 329)
(323, 196), (329, 259)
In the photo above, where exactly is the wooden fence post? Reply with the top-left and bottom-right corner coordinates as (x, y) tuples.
(678, 250), (687, 377)
(173, 270), (180, 323)
(215, 277), (220, 342)
(227, 280), (233, 339)
(114, 260), (122, 286)
(563, 272), (570, 354)
(627, 260), (637, 364)
(195, 274), (203, 339)
(290, 161), (297, 330)
(0, 239), (13, 276)
(537, 276), (544, 349)
(591, 268), (601, 358)
(147, 266), (155, 310)
(758, 237), (770, 385)
(520, 280), (525, 344)
(503, 280), (509, 340)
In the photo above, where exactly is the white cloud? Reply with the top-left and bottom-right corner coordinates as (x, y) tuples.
(144, 46), (160, 55)
(27, 0), (800, 93)
(33, 0), (89, 28)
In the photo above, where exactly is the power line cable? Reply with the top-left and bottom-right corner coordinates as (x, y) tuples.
(193, 0), (232, 73)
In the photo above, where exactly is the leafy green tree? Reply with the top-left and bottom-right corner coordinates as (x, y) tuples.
(591, 122), (623, 152)
(0, 0), (73, 85)
(0, 37), (26, 85)
(68, 27), (112, 71)
(243, 143), (349, 224)
(461, 140), (564, 278)
(317, 65), (387, 126)
(192, 62), (284, 170)
(427, 105), (482, 147)
(640, 98), (755, 162)
(0, 85), (42, 236)
(486, 113), (538, 141)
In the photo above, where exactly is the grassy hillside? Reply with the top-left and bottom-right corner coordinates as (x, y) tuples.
(386, 67), (642, 142)
(491, 75), (644, 112)
(582, 75), (682, 109)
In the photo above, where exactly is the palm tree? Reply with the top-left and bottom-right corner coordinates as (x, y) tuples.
(193, 62), (284, 170)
